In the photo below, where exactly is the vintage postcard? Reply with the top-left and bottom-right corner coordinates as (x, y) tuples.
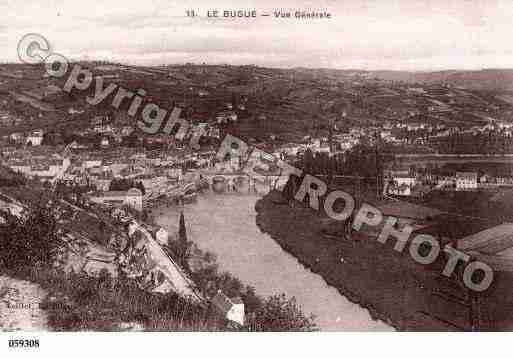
(1, 1), (513, 352)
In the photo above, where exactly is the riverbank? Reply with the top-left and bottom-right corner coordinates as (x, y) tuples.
(254, 191), (478, 331)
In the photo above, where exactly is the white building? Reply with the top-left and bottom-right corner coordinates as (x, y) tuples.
(211, 291), (245, 326)
(216, 111), (237, 124)
(456, 172), (478, 191)
(6, 158), (70, 182)
(88, 188), (143, 211)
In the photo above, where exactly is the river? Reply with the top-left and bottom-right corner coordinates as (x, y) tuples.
(154, 193), (392, 331)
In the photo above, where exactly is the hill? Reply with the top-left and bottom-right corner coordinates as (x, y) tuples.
(2, 62), (513, 142)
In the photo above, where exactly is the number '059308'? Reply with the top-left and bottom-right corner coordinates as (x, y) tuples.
(8, 339), (40, 348)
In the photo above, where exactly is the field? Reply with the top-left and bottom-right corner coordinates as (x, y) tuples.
(3, 63), (513, 148)
(255, 190), (513, 330)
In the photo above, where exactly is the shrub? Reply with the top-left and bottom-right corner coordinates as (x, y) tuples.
(247, 294), (317, 331)
(0, 202), (61, 270)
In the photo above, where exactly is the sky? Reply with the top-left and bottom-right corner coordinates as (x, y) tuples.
(3, 0), (513, 71)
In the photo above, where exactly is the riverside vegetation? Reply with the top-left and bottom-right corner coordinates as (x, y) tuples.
(0, 172), (317, 331)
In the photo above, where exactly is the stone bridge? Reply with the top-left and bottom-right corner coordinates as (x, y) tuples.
(200, 172), (287, 195)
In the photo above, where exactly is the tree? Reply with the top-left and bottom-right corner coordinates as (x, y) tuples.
(0, 167), (26, 187)
(141, 210), (149, 222)
(179, 211), (186, 242)
(282, 174), (300, 204)
(303, 148), (314, 174)
(177, 211), (191, 268)
(231, 93), (237, 108)
(136, 181), (146, 195)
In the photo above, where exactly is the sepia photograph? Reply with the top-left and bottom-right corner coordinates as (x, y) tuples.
(2, 0), (513, 356)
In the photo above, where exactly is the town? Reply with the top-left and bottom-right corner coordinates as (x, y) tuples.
(3, 62), (513, 331)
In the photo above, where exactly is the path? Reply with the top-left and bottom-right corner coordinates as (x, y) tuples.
(0, 275), (48, 331)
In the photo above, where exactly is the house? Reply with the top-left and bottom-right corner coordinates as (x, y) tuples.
(386, 172), (417, 196)
(26, 130), (44, 146)
(68, 107), (84, 115)
(8, 157), (70, 181)
(9, 132), (24, 144)
(392, 173), (416, 187)
(121, 126), (135, 136)
(167, 167), (183, 180)
(407, 87), (426, 95)
(88, 188), (143, 211)
(68, 141), (87, 150)
(216, 111), (237, 124)
(388, 182), (412, 196)
(497, 121), (513, 130)
(480, 174), (490, 183)
(139, 176), (167, 191)
(211, 290), (245, 326)
(481, 123), (495, 132)
(83, 159), (103, 168)
(380, 130), (392, 140)
(456, 172), (478, 191)
(93, 124), (113, 133)
(5, 160), (31, 174)
(436, 176), (455, 189)
(407, 123), (424, 131)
